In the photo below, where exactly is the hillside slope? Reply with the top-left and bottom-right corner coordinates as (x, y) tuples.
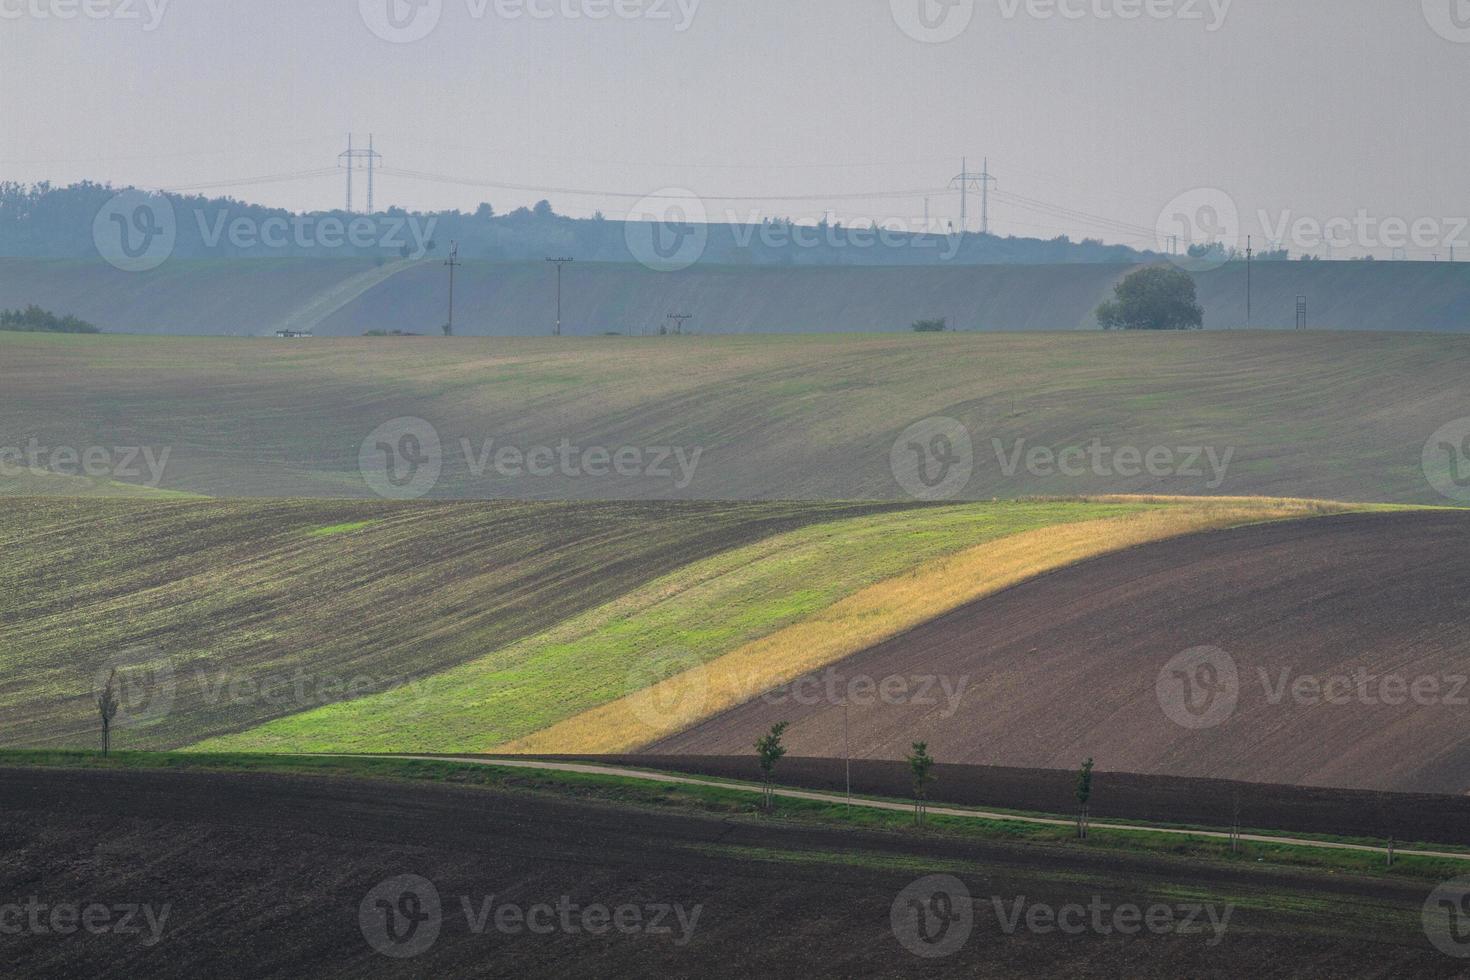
(0, 498), (891, 749)
(652, 510), (1470, 795)
(2, 331), (1466, 502)
(0, 258), (385, 335)
(193, 499), (1166, 754)
(6, 258), (1470, 336)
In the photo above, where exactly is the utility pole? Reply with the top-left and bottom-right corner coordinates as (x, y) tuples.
(843, 697), (851, 809)
(1245, 235), (1253, 329)
(338, 133), (383, 214)
(667, 313), (692, 336)
(546, 257), (574, 336)
(443, 241), (460, 337)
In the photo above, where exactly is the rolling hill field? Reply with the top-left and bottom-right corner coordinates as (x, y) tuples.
(7, 258), (1470, 335)
(0, 496), (1357, 755)
(3, 330), (1468, 502)
(0, 497), (901, 748)
(653, 510), (1470, 795)
(5, 757), (1460, 978)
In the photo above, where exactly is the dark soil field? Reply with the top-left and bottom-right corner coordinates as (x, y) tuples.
(653, 510), (1470, 794)
(564, 755), (1470, 849)
(0, 766), (1458, 978)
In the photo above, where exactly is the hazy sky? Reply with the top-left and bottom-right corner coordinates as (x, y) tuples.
(3, 0), (1469, 256)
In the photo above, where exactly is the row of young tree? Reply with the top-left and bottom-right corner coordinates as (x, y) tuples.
(754, 721), (1096, 838)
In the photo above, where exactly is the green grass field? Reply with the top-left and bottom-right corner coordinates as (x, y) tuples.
(2, 494), (1381, 756)
(0, 497), (902, 749)
(3, 331), (1467, 501)
(195, 499), (1156, 753)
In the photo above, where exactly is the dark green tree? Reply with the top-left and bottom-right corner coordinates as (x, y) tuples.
(97, 669), (119, 756)
(907, 742), (936, 827)
(1096, 266), (1203, 330)
(1075, 758), (1095, 839)
(754, 721), (790, 812)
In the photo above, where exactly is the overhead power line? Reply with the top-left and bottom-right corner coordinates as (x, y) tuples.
(376, 166), (946, 203)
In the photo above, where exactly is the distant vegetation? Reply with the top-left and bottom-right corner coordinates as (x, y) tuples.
(911, 317), (948, 332)
(0, 304), (98, 333)
(0, 181), (1152, 266)
(1096, 265), (1203, 330)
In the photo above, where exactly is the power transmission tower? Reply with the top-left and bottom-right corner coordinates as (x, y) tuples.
(546, 257), (574, 336)
(980, 157), (996, 235)
(949, 157), (997, 236)
(443, 241), (461, 337)
(1296, 295), (1307, 331)
(339, 133), (383, 214)
(667, 313), (692, 336)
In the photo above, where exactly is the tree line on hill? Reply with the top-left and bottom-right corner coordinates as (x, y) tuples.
(1, 181), (1151, 267)
(0, 304), (99, 333)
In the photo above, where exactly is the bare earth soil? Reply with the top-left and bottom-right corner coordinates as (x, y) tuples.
(0, 767), (1459, 978)
(653, 511), (1470, 794)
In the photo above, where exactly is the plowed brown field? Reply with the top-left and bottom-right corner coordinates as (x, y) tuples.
(0, 766), (1459, 978)
(653, 511), (1470, 794)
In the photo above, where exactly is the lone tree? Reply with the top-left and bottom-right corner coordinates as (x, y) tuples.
(907, 742), (936, 828)
(1095, 265), (1203, 331)
(97, 669), (119, 757)
(755, 721), (789, 812)
(1075, 758), (1095, 839)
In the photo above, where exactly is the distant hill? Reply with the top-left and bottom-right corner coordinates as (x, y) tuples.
(2, 330), (1466, 503)
(0, 181), (1147, 266)
(6, 257), (1470, 336)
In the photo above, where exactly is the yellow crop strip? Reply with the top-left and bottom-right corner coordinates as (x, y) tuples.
(501, 498), (1375, 755)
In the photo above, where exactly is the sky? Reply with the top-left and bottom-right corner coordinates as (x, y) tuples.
(3, 0), (1469, 257)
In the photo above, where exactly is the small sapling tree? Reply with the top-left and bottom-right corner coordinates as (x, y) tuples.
(907, 742), (936, 828)
(755, 721), (789, 812)
(1075, 758), (1094, 839)
(97, 668), (119, 757)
